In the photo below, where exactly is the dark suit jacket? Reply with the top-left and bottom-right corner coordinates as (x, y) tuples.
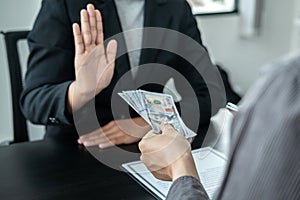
(21, 0), (225, 147)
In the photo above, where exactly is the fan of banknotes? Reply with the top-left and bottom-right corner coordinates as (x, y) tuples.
(118, 90), (196, 138)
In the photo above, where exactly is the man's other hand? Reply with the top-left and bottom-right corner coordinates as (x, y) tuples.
(78, 117), (151, 148)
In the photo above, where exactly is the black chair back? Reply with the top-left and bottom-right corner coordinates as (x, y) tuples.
(1, 31), (30, 143)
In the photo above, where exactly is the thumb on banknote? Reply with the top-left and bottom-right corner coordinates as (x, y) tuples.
(160, 123), (177, 135)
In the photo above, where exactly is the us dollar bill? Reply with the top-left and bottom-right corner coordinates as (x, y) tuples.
(118, 90), (196, 138)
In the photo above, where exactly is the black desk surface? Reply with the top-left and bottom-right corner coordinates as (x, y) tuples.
(0, 140), (155, 200)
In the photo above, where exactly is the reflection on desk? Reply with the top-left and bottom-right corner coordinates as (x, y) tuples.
(0, 139), (155, 200)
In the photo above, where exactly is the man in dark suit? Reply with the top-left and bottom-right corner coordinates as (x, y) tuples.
(21, 0), (225, 148)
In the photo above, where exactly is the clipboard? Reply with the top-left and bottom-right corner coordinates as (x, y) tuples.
(122, 147), (227, 200)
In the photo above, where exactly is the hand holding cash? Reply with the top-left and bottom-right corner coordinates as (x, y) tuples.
(118, 90), (196, 138)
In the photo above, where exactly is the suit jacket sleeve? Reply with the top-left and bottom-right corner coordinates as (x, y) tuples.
(20, 0), (75, 126)
(166, 176), (209, 200)
(173, 1), (226, 143)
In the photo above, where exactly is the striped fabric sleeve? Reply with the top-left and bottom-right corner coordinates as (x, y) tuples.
(166, 176), (209, 200)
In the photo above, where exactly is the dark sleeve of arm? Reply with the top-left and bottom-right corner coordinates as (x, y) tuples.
(174, 2), (226, 142)
(166, 176), (210, 200)
(20, 0), (75, 125)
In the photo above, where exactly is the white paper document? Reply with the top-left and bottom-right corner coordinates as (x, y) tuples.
(122, 147), (227, 200)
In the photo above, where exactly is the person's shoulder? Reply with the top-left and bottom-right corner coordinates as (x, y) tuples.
(166, 0), (186, 4)
(165, 0), (189, 8)
(41, 0), (65, 5)
(42, 0), (96, 19)
(256, 52), (300, 105)
(280, 52), (300, 73)
(263, 52), (300, 80)
(162, 0), (192, 17)
(44, 0), (96, 9)
(40, 0), (72, 10)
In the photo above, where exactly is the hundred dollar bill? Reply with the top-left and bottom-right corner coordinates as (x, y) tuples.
(118, 90), (196, 138)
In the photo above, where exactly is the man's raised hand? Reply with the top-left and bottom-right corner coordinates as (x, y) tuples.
(68, 4), (117, 112)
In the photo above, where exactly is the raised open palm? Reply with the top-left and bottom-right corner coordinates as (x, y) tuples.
(73, 4), (117, 97)
(69, 4), (117, 112)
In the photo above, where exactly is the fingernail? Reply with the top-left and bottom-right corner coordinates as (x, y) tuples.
(83, 141), (89, 146)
